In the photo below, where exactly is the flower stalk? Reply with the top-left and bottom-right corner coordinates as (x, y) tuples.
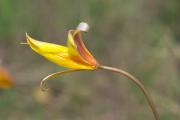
(99, 65), (160, 120)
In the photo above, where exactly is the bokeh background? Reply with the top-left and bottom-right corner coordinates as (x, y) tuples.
(0, 0), (180, 120)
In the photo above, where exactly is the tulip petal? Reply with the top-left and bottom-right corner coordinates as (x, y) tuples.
(67, 30), (98, 67)
(26, 33), (95, 69)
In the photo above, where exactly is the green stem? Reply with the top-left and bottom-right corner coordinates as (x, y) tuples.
(99, 65), (160, 120)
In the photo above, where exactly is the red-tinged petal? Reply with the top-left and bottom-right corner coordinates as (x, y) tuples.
(67, 30), (98, 68)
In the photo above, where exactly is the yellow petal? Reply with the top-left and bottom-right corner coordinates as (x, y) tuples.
(26, 33), (94, 69)
(67, 30), (98, 68)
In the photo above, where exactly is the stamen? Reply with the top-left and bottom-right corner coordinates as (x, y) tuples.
(77, 22), (89, 32)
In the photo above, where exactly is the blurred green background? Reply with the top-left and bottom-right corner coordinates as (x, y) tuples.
(0, 0), (180, 120)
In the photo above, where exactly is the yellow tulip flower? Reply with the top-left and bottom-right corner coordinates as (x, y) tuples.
(24, 22), (159, 120)
(26, 23), (98, 70)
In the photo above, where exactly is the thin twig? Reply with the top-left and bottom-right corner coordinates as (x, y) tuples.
(99, 65), (160, 120)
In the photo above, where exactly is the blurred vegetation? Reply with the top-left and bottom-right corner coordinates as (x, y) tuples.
(0, 0), (180, 120)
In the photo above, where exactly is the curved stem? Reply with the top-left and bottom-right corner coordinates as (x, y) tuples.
(40, 69), (83, 91)
(99, 65), (160, 120)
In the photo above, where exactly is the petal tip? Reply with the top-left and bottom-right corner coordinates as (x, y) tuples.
(20, 33), (30, 45)
(25, 33), (35, 46)
(26, 32), (30, 40)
